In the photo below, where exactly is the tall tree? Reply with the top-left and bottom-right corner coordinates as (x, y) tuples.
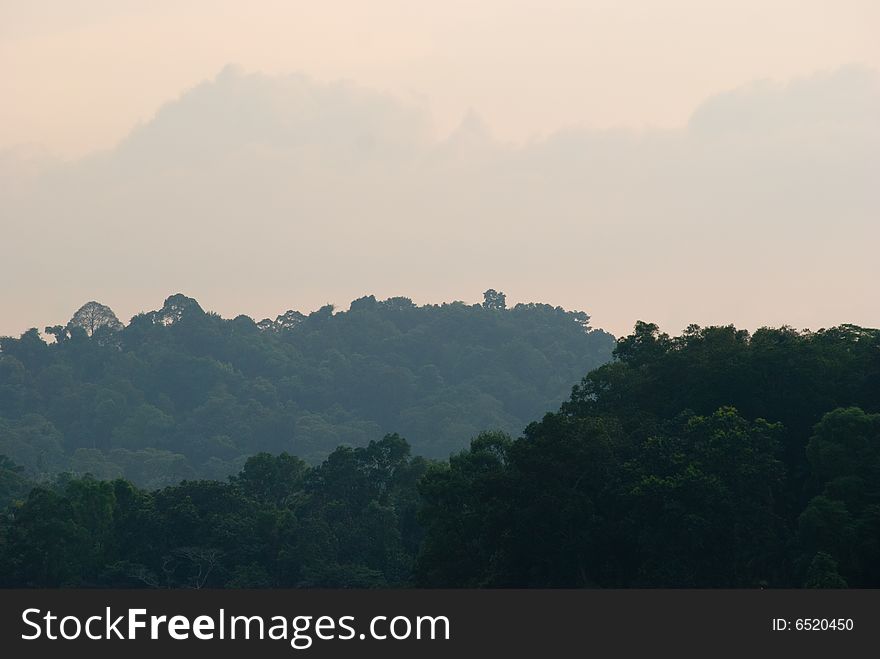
(67, 301), (123, 337)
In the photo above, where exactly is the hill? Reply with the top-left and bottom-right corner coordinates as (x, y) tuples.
(0, 291), (614, 486)
(2, 321), (878, 588)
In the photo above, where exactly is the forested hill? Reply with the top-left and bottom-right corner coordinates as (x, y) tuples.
(1, 321), (878, 588)
(418, 322), (880, 588)
(0, 291), (614, 486)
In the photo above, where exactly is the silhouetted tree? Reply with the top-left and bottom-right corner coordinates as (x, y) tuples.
(67, 301), (123, 337)
(482, 289), (506, 310)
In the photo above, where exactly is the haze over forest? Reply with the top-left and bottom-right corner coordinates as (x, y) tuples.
(0, 292), (615, 483)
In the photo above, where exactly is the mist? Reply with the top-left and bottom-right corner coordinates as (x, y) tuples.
(2, 65), (878, 337)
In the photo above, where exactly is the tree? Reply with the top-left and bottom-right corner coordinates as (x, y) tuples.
(150, 293), (204, 326)
(234, 452), (308, 507)
(416, 431), (514, 587)
(620, 408), (786, 587)
(482, 289), (506, 311)
(67, 301), (123, 337)
(804, 552), (848, 588)
(44, 325), (69, 344)
(0, 454), (29, 508)
(257, 309), (306, 332)
(173, 547), (221, 589)
(802, 407), (880, 585)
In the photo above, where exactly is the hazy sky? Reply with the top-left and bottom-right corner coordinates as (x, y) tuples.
(1, 1), (879, 338)
(4, 0), (879, 157)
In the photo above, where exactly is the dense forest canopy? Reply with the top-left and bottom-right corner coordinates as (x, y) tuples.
(418, 322), (880, 588)
(1, 308), (878, 588)
(0, 435), (426, 588)
(0, 291), (614, 486)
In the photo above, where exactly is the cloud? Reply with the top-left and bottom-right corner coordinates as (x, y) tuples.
(1, 65), (878, 337)
(688, 66), (880, 138)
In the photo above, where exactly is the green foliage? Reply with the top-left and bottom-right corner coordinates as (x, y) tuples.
(804, 552), (848, 588)
(801, 407), (880, 585)
(2, 316), (879, 588)
(0, 436), (425, 588)
(0, 293), (613, 483)
(416, 322), (880, 587)
(0, 455), (30, 509)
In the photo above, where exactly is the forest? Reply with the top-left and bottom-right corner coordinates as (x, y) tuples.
(1, 296), (879, 588)
(0, 291), (613, 485)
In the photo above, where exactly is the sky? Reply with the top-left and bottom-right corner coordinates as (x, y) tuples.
(1, 1), (879, 338)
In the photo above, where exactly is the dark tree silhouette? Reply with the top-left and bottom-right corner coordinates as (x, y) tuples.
(150, 293), (204, 326)
(482, 289), (506, 310)
(67, 301), (123, 337)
